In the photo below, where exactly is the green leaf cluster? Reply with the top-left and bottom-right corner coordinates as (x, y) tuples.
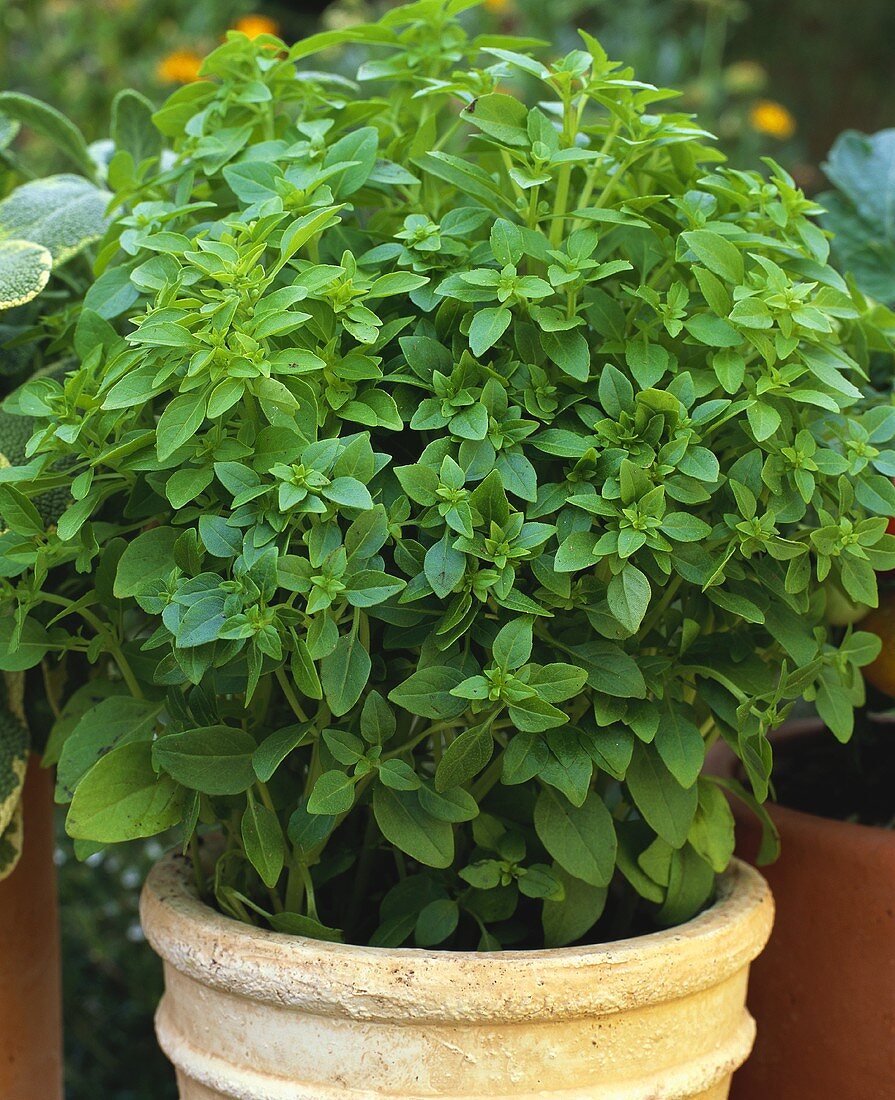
(2, 2), (894, 949)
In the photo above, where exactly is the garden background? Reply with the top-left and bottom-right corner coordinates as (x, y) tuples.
(2, 0), (893, 1095)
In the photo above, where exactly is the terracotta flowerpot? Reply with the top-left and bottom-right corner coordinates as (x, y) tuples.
(141, 851), (772, 1100)
(714, 721), (895, 1099)
(0, 758), (63, 1100)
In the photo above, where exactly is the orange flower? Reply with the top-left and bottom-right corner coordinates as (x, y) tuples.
(484, 0), (512, 10)
(749, 99), (796, 141)
(233, 14), (279, 39)
(156, 49), (203, 84)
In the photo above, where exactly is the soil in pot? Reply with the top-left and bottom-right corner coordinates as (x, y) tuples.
(768, 714), (895, 827)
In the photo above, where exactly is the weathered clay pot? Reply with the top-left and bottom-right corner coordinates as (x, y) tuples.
(141, 851), (772, 1100)
(0, 758), (63, 1100)
(720, 720), (895, 1099)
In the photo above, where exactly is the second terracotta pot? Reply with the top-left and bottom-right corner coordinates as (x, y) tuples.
(718, 723), (895, 1099)
(0, 758), (64, 1100)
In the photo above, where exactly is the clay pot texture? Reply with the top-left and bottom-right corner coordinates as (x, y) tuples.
(0, 758), (63, 1100)
(141, 851), (772, 1100)
(721, 721), (895, 1100)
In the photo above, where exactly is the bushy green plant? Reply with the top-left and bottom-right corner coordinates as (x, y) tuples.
(2, 0), (894, 949)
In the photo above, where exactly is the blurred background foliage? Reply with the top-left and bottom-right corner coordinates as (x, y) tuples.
(2, 0), (895, 188)
(1, 0), (893, 1096)
(57, 832), (175, 1099)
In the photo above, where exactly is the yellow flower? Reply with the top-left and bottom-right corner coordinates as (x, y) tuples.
(749, 99), (796, 141)
(484, 0), (512, 10)
(723, 60), (767, 96)
(156, 49), (204, 84)
(233, 14), (280, 39)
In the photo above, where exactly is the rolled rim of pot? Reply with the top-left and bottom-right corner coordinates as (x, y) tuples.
(141, 849), (773, 1023)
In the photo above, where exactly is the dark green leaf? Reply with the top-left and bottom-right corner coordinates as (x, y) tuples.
(67, 742), (182, 842)
(626, 743), (697, 848)
(152, 726), (256, 795)
(372, 786), (454, 868)
(389, 666), (467, 719)
(242, 792), (285, 888)
(320, 633), (371, 717)
(533, 788), (616, 887)
(435, 723), (493, 791)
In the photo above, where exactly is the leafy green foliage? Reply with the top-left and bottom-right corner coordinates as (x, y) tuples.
(2, 1), (894, 949)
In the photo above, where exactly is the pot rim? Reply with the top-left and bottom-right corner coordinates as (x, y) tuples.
(141, 851), (772, 1022)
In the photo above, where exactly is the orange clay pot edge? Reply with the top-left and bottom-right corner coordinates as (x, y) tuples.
(710, 720), (895, 1100)
(0, 758), (63, 1100)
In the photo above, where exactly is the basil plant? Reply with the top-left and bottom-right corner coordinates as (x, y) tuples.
(2, 0), (894, 950)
